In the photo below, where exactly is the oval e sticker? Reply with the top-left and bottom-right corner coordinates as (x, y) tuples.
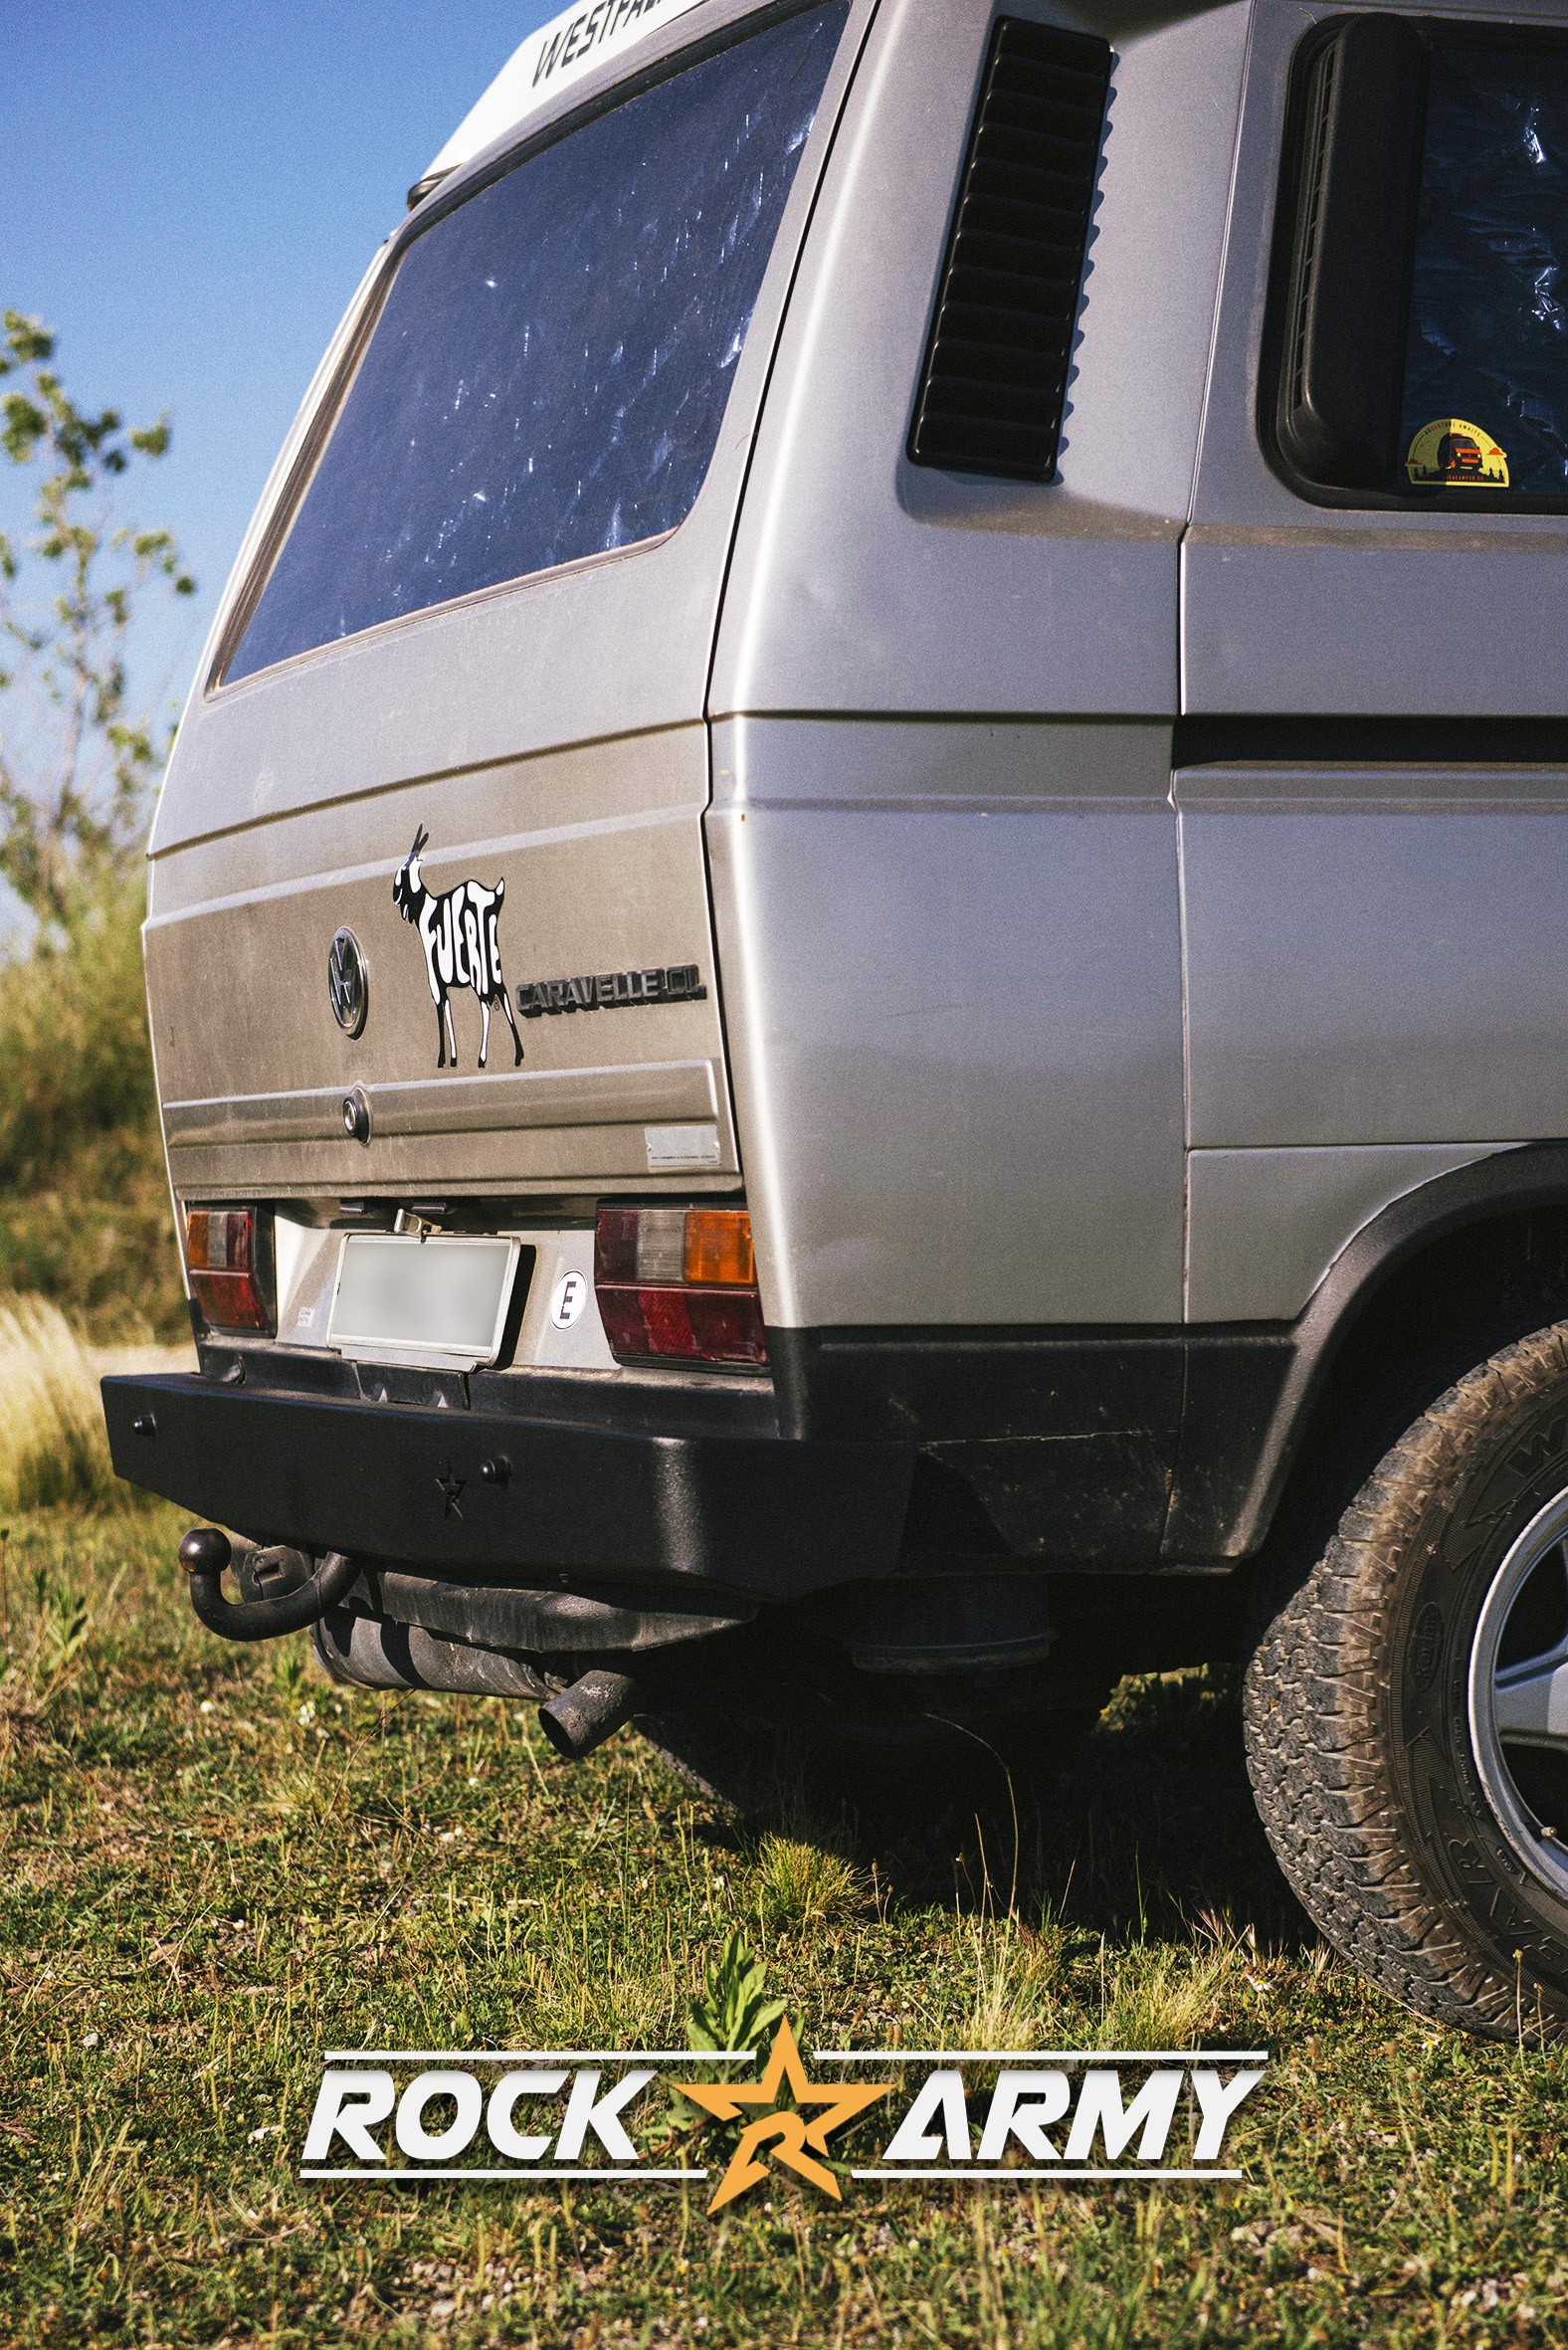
(550, 1271), (588, 1330)
(1406, 417), (1509, 489)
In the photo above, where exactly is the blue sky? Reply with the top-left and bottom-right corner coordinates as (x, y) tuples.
(6, 2), (560, 718)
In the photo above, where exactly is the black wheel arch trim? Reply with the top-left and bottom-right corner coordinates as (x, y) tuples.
(1187, 1139), (1568, 1559)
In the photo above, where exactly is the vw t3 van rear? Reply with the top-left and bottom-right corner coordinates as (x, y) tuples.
(114, 0), (931, 1744)
(107, 0), (1568, 2040)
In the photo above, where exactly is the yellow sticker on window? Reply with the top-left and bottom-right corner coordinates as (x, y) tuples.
(1405, 418), (1509, 489)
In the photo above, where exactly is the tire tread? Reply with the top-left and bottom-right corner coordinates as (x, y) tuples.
(1244, 1328), (1568, 2041)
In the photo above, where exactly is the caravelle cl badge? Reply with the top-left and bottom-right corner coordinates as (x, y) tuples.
(328, 928), (369, 1039)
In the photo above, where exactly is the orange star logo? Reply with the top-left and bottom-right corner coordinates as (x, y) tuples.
(683, 2019), (890, 2214)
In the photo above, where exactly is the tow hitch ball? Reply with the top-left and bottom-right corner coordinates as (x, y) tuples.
(177, 1526), (359, 1644)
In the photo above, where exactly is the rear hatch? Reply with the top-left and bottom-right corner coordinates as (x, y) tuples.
(146, 0), (862, 1212)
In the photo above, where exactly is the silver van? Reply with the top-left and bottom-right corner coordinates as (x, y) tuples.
(106, 0), (1568, 2042)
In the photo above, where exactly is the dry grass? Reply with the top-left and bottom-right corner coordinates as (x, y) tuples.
(0, 1292), (116, 1511)
(0, 881), (188, 1341)
(0, 1290), (191, 1515)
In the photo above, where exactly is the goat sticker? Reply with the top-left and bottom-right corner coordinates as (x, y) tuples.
(393, 827), (525, 1070)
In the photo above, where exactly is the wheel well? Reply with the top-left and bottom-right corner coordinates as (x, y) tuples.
(1266, 1200), (1568, 1573)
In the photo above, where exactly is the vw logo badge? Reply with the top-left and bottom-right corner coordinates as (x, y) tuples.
(327, 928), (368, 1038)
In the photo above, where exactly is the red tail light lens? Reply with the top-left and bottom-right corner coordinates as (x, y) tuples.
(595, 1209), (766, 1368)
(183, 1207), (272, 1333)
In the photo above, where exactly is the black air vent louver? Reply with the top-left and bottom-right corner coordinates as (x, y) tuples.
(909, 17), (1110, 483)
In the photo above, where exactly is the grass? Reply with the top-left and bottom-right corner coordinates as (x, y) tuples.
(0, 884), (187, 1344)
(0, 1294), (123, 1513)
(0, 1290), (189, 1516)
(3, 1518), (1567, 2343)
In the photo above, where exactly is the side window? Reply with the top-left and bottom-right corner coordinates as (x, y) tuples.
(1403, 43), (1568, 496)
(1267, 14), (1568, 508)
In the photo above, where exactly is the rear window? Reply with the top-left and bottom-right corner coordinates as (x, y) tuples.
(224, 2), (849, 685)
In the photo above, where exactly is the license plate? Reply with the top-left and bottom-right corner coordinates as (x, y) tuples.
(328, 1233), (522, 1366)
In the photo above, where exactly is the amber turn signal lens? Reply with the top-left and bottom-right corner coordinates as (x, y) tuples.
(182, 1207), (272, 1334)
(683, 1210), (755, 1287)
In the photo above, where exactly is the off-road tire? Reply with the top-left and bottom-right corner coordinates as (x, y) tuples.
(1244, 1321), (1568, 2042)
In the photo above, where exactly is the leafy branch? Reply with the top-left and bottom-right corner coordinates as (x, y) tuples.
(0, 307), (195, 939)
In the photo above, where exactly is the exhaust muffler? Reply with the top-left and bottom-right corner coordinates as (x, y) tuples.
(314, 1608), (640, 1758)
(179, 1528), (644, 1759)
(313, 1608), (551, 1700)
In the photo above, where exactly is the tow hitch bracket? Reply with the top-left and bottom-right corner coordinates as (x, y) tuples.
(178, 1525), (360, 1643)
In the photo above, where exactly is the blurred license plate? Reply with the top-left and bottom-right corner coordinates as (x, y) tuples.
(328, 1234), (521, 1364)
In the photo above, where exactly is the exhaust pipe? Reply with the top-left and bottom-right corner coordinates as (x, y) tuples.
(314, 1611), (638, 1759)
(537, 1668), (640, 1760)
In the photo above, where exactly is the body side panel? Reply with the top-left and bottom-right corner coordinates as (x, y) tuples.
(1178, 0), (1568, 1318)
(1181, 0), (1568, 718)
(707, 716), (1184, 1328)
(706, 0), (1249, 1335)
(709, 0), (1252, 718)
(1179, 767), (1568, 1152)
(1185, 1141), (1507, 1320)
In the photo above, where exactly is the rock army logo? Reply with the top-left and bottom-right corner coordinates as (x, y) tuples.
(392, 827), (525, 1071)
(326, 928), (368, 1039)
(298, 2017), (1267, 2203)
(1406, 417), (1509, 489)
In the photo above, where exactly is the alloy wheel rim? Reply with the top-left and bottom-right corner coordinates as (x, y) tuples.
(1468, 1485), (1568, 1905)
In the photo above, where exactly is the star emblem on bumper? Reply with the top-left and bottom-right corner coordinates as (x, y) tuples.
(435, 1464), (466, 1518)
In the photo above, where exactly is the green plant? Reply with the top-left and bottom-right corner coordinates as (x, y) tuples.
(753, 1833), (866, 1933)
(0, 309), (194, 1344)
(0, 873), (157, 1178)
(29, 1560), (90, 1678)
(0, 879), (186, 1339)
(687, 1931), (787, 2054)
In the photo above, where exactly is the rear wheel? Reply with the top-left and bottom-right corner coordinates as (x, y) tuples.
(1244, 1321), (1568, 2041)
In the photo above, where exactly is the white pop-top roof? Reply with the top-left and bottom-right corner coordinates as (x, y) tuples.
(422, 0), (709, 188)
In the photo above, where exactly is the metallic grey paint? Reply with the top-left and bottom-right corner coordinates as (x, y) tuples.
(1185, 0), (1568, 719)
(706, 715), (1185, 1328)
(710, 0), (1251, 719)
(1185, 1143), (1505, 1322)
(143, 0), (1568, 1369)
(145, 0), (878, 1207)
(1179, 772), (1568, 1152)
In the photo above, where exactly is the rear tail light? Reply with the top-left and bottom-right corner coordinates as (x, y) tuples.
(594, 1208), (766, 1368)
(182, 1207), (273, 1334)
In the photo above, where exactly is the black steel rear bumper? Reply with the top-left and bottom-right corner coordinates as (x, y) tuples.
(101, 1373), (914, 1601)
